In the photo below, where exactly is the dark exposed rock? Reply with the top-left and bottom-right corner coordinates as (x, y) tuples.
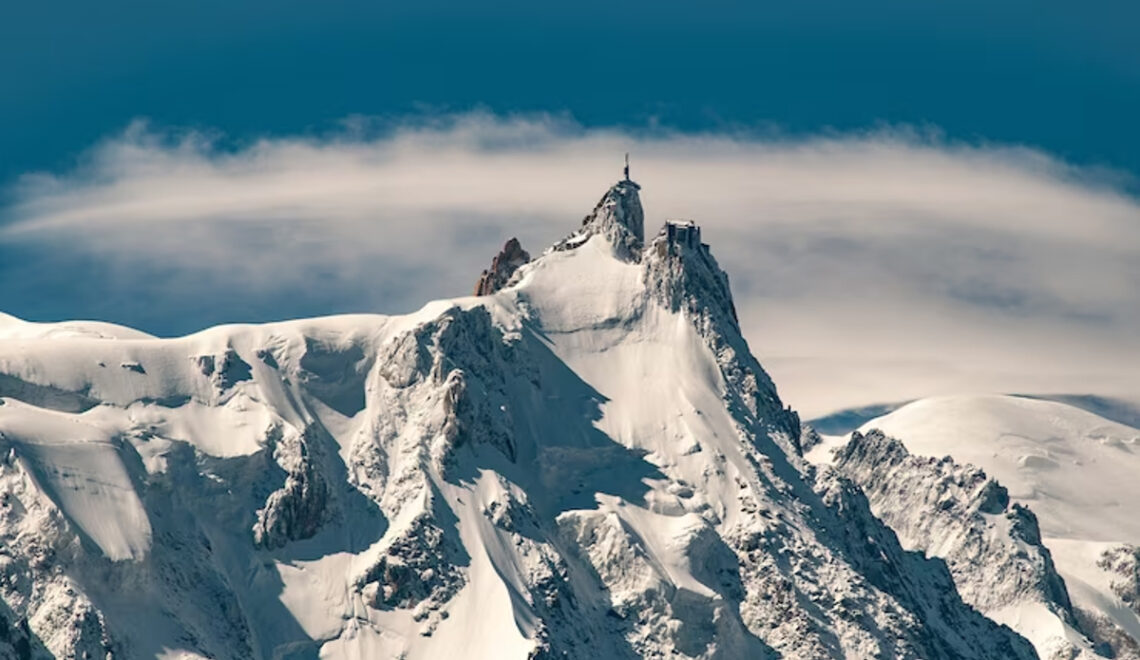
(357, 496), (467, 614)
(474, 237), (531, 296)
(194, 348), (253, 392)
(252, 427), (330, 549)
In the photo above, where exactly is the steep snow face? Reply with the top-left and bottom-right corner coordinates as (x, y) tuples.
(0, 400), (152, 562)
(0, 182), (1035, 659)
(822, 394), (1140, 658)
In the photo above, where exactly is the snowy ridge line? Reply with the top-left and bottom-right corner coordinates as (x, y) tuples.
(0, 177), (1039, 658)
(806, 394), (1140, 658)
(832, 428), (1101, 658)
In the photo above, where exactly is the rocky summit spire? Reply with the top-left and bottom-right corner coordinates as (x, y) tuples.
(473, 237), (530, 296)
(592, 177), (644, 245)
(551, 173), (644, 261)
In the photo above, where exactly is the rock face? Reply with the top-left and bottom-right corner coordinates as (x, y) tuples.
(1083, 545), (1140, 658)
(474, 237), (531, 296)
(833, 429), (1100, 658)
(0, 177), (1042, 658)
(1100, 546), (1140, 619)
(552, 179), (644, 261)
(251, 426), (330, 549)
(644, 218), (799, 455)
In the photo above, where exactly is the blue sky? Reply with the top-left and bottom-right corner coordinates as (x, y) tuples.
(3, 1), (1139, 185)
(2, 1), (1138, 414)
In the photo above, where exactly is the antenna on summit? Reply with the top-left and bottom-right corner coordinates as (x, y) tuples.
(624, 152), (630, 181)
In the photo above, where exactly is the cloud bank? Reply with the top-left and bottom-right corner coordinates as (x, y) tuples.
(3, 114), (1138, 416)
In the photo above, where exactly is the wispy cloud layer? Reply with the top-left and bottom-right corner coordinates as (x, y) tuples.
(3, 115), (1138, 416)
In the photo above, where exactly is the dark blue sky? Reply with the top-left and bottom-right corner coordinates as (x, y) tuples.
(3, 0), (1139, 187)
(2, 0), (1139, 352)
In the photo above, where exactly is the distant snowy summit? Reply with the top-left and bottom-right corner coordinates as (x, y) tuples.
(0, 173), (1072, 659)
(807, 394), (1140, 659)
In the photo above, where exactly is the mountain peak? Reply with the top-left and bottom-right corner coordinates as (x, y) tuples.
(473, 237), (530, 296)
(646, 217), (740, 328)
(593, 178), (644, 245)
(551, 178), (644, 260)
(0, 173), (1052, 659)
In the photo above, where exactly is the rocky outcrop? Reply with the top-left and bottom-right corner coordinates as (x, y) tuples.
(1100, 545), (1140, 612)
(474, 238), (530, 296)
(552, 180), (644, 261)
(558, 509), (767, 659)
(800, 424), (824, 453)
(1074, 545), (1140, 657)
(645, 218), (802, 455)
(252, 426), (330, 549)
(0, 599), (46, 660)
(834, 429), (1094, 657)
(193, 347), (253, 394)
(0, 175), (1047, 659)
(356, 491), (467, 632)
(811, 471), (1039, 660)
(366, 305), (522, 479)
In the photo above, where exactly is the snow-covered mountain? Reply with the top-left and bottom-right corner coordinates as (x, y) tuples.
(809, 394), (1140, 659)
(0, 178), (1042, 659)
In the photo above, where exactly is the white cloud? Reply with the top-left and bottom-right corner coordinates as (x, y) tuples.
(4, 114), (1139, 417)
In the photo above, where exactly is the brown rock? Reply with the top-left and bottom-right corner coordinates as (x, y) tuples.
(474, 238), (530, 296)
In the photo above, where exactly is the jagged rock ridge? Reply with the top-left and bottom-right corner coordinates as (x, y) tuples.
(474, 237), (531, 296)
(552, 178), (644, 261)
(0, 175), (1039, 658)
(832, 429), (1101, 658)
(819, 393), (1140, 658)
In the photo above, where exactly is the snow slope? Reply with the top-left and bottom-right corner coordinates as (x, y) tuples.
(863, 395), (1140, 545)
(0, 181), (1035, 659)
(820, 394), (1140, 658)
(0, 311), (154, 341)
